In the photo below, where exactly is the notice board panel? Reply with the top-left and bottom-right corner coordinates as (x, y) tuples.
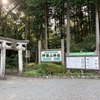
(86, 57), (99, 69)
(66, 57), (85, 69)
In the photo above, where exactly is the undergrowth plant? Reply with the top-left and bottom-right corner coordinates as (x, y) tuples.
(23, 62), (66, 76)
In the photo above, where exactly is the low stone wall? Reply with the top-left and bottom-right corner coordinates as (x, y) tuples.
(21, 74), (100, 79)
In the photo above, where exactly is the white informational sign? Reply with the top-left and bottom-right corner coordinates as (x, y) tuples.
(86, 57), (99, 69)
(41, 50), (62, 62)
(67, 57), (85, 69)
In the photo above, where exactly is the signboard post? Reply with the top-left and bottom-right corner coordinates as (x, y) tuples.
(38, 41), (41, 64)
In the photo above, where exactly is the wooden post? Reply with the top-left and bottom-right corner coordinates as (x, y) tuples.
(61, 39), (65, 66)
(0, 42), (6, 78)
(18, 45), (23, 75)
(38, 41), (41, 64)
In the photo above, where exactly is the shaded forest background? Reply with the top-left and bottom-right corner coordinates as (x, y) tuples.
(0, 0), (100, 63)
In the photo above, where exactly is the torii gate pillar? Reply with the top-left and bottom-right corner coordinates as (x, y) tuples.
(0, 42), (6, 78)
(18, 44), (23, 75)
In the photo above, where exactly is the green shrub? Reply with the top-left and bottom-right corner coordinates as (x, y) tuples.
(71, 34), (96, 52)
(37, 63), (66, 75)
(70, 69), (81, 73)
(36, 67), (47, 76)
(28, 62), (36, 67)
(23, 63), (66, 76)
(6, 54), (18, 69)
(23, 69), (37, 76)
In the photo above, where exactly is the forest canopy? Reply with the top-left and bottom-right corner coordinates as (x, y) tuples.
(0, 0), (100, 62)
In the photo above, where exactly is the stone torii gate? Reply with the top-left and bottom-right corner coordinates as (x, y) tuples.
(0, 37), (29, 78)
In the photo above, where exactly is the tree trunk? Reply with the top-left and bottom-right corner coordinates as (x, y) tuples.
(66, 0), (70, 54)
(45, 2), (48, 49)
(95, 0), (99, 54)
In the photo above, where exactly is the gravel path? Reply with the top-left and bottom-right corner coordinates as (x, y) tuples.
(0, 75), (100, 100)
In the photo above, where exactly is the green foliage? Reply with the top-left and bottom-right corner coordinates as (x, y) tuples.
(70, 69), (81, 73)
(71, 0), (85, 6)
(23, 62), (66, 76)
(27, 62), (36, 67)
(38, 62), (66, 75)
(0, 0), (99, 63)
(71, 34), (96, 52)
(71, 0), (95, 6)
(80, 34), (96, 51)
(36, 67), (47, 76)
(66, 69), (98, 76)
(23, 69), (37, 76)
(6, 54), (18, 69)
(67, 72), (97, 77)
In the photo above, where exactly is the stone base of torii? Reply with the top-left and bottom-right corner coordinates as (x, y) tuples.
(0, 37), (29, 78)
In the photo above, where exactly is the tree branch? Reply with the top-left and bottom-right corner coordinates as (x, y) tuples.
(2, 2), (20, 20)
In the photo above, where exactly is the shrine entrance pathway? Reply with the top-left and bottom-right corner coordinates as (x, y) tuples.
(0, 75), (100, 100)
